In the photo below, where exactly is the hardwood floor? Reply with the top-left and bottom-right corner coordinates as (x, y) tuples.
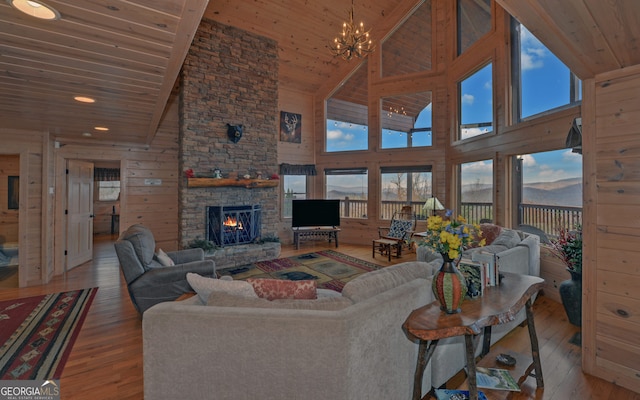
(1, 236), (638, 400)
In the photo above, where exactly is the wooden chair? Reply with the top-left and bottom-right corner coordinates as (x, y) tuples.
(374, 206), (417, 260)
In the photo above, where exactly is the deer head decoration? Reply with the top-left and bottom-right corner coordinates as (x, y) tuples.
(283, 113), (298, 136)
(226, 123), (243, 143)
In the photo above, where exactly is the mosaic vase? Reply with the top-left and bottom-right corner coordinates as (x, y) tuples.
(432, 254), (467, 314)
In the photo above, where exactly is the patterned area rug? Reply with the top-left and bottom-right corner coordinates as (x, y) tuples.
(218, 250), (383, 292)
(0, 288), (98, 379)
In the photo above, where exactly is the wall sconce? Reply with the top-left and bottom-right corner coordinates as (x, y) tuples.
(227, 124), (243, 143)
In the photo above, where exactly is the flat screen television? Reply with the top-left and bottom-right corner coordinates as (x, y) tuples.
(292, 199), (340, 228)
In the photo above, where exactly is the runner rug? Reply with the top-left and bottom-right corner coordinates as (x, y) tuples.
(218, 250), (383, 292)
(0, 288), (98, 380)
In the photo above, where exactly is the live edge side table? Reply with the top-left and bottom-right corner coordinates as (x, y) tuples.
(403, 272), (545, 400)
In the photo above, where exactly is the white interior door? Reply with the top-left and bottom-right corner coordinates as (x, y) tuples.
(66, 160), (94, 269)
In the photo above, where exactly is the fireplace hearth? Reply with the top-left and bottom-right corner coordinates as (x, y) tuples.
(207, 205), (262, 247)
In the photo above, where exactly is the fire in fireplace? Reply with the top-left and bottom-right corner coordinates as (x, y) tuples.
(207, 205), (262, 247)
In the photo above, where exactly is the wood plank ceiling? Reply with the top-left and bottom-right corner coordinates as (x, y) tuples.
(0, 0), (208, 145)
(0, 0), (639, 145)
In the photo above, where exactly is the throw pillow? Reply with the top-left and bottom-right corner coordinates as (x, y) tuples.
(246, 278), (317, 301)
(386, 219), (414, 239)
(154, 248), (175, 267)
(480, 223), (502, 245)
(491, 229), (521, 249)
(186, 273), (258, 303)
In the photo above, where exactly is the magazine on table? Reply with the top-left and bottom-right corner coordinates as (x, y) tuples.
(475, 367), (521, 391)
(434, 389), (488, 400)
(458, 261), (485, 298)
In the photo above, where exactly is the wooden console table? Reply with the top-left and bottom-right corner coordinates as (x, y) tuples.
(292, 227), (340, 250)
(403, 273), (545, 400)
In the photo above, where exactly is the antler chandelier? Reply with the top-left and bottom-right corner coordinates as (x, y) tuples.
(330, 0), (373, 61)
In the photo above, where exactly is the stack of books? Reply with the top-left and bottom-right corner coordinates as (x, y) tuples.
(458, 252), (499, 298)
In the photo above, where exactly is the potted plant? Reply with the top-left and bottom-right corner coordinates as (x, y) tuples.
(187, 237), (216, 254)
(551, 224), (582, 326)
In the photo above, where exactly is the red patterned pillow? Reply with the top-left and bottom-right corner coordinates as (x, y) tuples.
(480, 223), (502, 245)
(246, 278), (317, 301)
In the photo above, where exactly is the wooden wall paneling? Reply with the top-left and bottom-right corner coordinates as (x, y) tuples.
(596, 295), (640, 341)
(586, 66), (640, 392)
(277, 88), (315, 166)
(24, 149), (43, 286)
(579, 75), (598, 378)
(539, 245), (566, 303)
(41, 135), (54, 283)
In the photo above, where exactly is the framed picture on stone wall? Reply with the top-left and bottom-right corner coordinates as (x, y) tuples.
(279, 111), (302, 143)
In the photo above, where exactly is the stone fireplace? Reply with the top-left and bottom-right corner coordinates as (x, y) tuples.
(178, 19), (279, 249)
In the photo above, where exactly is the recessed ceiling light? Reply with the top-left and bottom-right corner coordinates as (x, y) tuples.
(74, 96), (95, 103)
(82, 132), (92, 137)
(94, 126), (109, 131)
(7, 0), (60, 21)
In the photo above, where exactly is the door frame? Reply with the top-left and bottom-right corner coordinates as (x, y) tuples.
(53, 154), (125, 276)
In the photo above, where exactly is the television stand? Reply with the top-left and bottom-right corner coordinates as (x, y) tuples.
(292, 227), (340, 250)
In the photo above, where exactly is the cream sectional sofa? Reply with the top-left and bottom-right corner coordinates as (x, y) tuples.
(143, 260), (440, 400)
(144, 226), (541, 399)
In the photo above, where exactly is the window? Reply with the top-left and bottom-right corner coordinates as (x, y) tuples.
(380, 166), (432, 220)
(381, 92), (433, 149)
(325, 168), (368, 218)
(326, 118), (368, 152)
(459, 160), (493, 224)
(516, 149), (582, 235)
(457, 0), (491, 55)
(98, 181), (120, 201)
(512, 21), (582, 120)
(326, 61), (368, 152)
(282, 175), (307, 218)
(459, 63), (493, 140)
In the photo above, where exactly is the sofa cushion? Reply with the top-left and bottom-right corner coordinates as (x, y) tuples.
(187, 273), (258, 303)
(121, 224), (155, 268)
(463, 244), (509, 259)
(341, 261), (434, 303)
(207, 291), (353, 310)
(154, 248), (175, 267)
(246, 278), (317, 300)
(492, 229), (521, 248)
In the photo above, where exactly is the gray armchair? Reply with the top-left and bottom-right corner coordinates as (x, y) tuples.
(114, 224), (216, 313)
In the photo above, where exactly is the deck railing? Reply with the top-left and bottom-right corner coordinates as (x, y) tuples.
(334, 198), (582, 238)
(336, 198), (428, 220)
(458, 202), (582, 237)
(519, 203), (582, 235)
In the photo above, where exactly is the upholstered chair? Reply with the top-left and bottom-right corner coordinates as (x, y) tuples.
(114, 224), (216, 313)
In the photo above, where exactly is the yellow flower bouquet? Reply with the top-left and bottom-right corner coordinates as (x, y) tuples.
(420, 211), (485, 261)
